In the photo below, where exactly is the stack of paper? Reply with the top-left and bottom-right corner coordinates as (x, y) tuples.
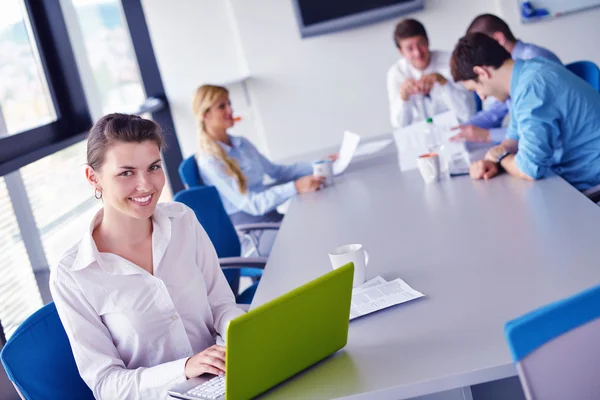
(350, 276), (424, 320)
(392, 111), (467, 172)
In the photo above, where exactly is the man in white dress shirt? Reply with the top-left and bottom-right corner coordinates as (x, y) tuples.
(387, 19), (475, 128)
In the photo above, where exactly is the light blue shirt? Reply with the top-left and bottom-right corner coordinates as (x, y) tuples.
(507, 58), (600, 191)
(197, 135), (312, 216)
(466, 40), (562, 143)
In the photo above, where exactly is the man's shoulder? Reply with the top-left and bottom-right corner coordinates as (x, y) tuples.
(387, 58), (407, 79)
(518, 41), (561, 64)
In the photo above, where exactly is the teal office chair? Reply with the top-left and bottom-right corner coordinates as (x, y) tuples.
(0, 302), (94, 400)
(174, 186), (280, 304)
(504, 285), (600, 399)
(566, 61), (600, 92)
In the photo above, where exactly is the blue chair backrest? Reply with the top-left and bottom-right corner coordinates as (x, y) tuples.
(505, 284), (600, 399)
(174, 186), (242, 293)
(178, 155), (203, 188)
(474, 92), (483, 113)
(0, 302), (94, 400)
(174, 186), (241, 258)
(566, 61), (600, 92)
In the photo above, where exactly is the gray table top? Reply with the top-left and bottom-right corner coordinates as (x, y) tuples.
(252, 143), (600, 399)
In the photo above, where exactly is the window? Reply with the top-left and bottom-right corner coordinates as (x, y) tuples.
(21, 141), (101, 267)
(0, 0), (56, 135)
(68, 0), (146, 117)
(0, 176), (43, 339)
(0, 0), (182, 349)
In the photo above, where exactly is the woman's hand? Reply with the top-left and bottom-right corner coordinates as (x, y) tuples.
(185, 345), (226, 378)
(295, 175), (325, 193)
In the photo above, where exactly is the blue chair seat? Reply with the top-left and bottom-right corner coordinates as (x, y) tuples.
(0, 302), (94, 400)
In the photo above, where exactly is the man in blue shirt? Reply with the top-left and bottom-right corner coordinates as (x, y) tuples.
(450, 33), (600, 191)
(450, 14), (561, 144)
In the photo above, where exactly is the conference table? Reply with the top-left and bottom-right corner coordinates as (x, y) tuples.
(251, 137), (600, 399)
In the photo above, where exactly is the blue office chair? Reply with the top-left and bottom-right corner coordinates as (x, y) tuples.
(474, 92), (483, 113)
(178, 155), (280, 257)
(504, 284), (600, 399)
(0, 302), (94, 400)
(566, 61), (600, 92)
(174, 186), (279, 304)
(178, 155), (204, 188)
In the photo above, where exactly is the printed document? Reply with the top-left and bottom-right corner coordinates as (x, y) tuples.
(350, 276), (424, 320)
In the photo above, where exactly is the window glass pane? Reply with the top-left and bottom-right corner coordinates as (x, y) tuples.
(0, 0), (56, 134)
(20, 140), (101, 268)
(0, 176), (43, 339)
(70, 0), (146, 116)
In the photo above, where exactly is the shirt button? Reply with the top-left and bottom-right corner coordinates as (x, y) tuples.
(171, 315), (179, 321)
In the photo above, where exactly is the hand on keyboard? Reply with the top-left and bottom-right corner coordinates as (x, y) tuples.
(186, 375), (226, 400)
(184, 345), (226, 378)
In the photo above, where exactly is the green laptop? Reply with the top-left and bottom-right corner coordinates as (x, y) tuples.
(168, 262), (354, 400)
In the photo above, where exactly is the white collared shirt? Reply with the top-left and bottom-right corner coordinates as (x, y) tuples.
(386, 50), (476, 128)
(50, 202), (245, 400)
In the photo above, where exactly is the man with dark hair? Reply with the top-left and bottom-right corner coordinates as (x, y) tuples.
(450, 33), (600, 191)
(387, 18), (474, 128)
(450, 14), (561, 143)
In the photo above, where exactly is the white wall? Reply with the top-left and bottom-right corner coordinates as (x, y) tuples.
(496, 0), (600, 66)
(142, 0), (600, 161)
(141, 0), (263, 159)
(229, 0), (495, 160)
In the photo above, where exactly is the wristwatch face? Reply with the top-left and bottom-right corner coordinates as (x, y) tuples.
(496, 151), (510, 163)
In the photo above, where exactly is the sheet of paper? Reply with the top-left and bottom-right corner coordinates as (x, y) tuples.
(392, 111), (468, 172)
(333, 131), (361, 175)
(353, 139), (394, 158)
(353, 276), (387, 292)
(349, 278), (424, 320)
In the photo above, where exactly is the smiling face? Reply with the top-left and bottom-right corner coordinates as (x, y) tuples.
(86, 140), (165, 220)
(398, 35), (431, 71)
(203, 94), (234, 134)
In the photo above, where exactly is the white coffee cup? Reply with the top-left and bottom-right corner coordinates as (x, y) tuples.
(328, 244), (369, 287)
(312, 159), (334, 186)
(417, 153), (441, 183)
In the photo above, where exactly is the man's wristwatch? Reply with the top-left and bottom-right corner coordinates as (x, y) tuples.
(495, 151), (511, 171)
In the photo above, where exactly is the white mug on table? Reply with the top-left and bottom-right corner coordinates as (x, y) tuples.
(329, 244), (368, 287)
(312, 159), (334, 186)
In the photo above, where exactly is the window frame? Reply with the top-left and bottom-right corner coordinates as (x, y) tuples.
(0, 0), (184, 192)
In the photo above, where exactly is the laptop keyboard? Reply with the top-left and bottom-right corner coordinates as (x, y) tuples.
(185, 375), (225, 399)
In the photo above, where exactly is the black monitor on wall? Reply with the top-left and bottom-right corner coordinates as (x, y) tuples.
(292, 0), (424, 39)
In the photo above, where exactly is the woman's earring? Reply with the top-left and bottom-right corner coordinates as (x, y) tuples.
(94, 188), (103, 200)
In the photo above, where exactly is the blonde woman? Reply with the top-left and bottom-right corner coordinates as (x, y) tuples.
(193, 85), (327, 227)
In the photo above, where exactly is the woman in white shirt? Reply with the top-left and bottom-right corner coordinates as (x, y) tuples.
(387, 19), (475, 128)
(50, 113), (244, 399)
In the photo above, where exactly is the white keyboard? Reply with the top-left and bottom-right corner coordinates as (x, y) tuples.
(184, 375), (226, 399)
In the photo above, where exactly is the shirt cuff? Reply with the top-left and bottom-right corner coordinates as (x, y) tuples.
(489, 128), (507, 144)
(515, 153), (547, 180)
(282, 180), (298, 197)
(216, 306), (246, 341)
(141, 357), (189, 392)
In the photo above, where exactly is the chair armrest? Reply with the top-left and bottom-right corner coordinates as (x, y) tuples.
(584, 184), (600, 203)
(235, 222), (281, 234)
(219, 257), (267, 271)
